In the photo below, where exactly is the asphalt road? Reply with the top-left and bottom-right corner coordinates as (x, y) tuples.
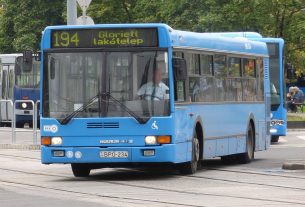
(0, 131), (305, 207)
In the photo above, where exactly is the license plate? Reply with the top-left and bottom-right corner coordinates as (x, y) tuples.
(100, 151), (128, 158)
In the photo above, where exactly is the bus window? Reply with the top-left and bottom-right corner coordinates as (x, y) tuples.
(45, 51), (170, 119)
(200, 54), (213, 75)
(214, 55), (226, 102)
(176, 81), (186, 102)
(188, 53), (201, 102)
(242, 59), (257, 101)
(190, 54), (215, 102)
(226, 57), (242, 102)
(8, 67), (14, 99)
(173, 52), (186, 102)
(257, 58), (264, 101)
(185, 53), (200, 75)
(267, 43), (281, 108)
(2, 69), (7, 99)
(107, 52), (131, 101)
(15, 59), (40, 88)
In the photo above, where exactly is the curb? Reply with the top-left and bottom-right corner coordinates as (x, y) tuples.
(282, 160), (305, 170)
(287, 129), (305, 132)
(0, 144), (40, 150)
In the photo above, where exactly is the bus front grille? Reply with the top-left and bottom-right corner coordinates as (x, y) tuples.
(87, 122), (120, 129)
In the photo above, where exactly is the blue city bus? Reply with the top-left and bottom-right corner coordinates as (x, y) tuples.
(40, 24), (270, 177)
(207, 32), (286, 143)
(0, 53), (40, 128)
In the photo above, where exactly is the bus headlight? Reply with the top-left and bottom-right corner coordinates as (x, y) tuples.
(145, 136), (157, 145)
(21, 103), (27, 109)
(51, 137), (62, 145)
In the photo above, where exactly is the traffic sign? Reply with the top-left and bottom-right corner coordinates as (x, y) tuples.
(76, 16), (94, 25)
(77, 0), (92, 8)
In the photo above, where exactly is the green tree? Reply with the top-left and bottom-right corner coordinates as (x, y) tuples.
(0, 0), (65, 53)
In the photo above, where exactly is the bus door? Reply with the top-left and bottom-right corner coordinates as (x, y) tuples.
(0, 66), (8, 121)
(7, 66), (14, 121)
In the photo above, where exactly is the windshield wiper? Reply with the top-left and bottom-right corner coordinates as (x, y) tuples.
(102, 92), (149, 124)
(60, 93), (100, 125)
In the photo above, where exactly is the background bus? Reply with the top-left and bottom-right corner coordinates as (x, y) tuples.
(208, 32), (286, 143)
(40, 24), (270, 177)
(0, 53), (40, 128)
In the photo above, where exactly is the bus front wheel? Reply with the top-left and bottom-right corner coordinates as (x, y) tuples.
(71, 164), (91, 177)
(179, 131), (200, 175)
(237, 123), (254, 164)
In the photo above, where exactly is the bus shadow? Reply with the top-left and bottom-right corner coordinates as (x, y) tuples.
(57, 167), (178, 182)
(56, 159), (265, 182)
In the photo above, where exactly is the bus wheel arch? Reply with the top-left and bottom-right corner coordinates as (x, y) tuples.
(248, 114), (256, 152)
(236, 115), (256, 164)
(194, 118), (204, 160)
(178, 117), (204, 175)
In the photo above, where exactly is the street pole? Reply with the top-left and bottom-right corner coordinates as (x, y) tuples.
(67, 0), (77, 25)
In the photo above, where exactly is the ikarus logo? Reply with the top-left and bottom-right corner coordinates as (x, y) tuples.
(43, 125), (58, 133)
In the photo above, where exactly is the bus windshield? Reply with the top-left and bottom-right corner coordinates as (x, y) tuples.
(267, 43), (281, 108)
(43, 51), (170, 120)
(15, 59), (40, 88)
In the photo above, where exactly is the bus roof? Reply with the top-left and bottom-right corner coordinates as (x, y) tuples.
(204, 32), (284, 45)
(205, 32), (263, 38)
(43, 23), (268, 57)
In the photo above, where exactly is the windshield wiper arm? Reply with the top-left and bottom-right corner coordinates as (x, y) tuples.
(60, 93), (100, 125)
(102, 92), (148, 124)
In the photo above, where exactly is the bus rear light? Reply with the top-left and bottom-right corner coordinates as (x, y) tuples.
(41, 137), (51, 146)
(157, 136), (171, 144)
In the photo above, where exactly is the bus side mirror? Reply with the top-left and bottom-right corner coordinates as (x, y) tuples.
(50, 57), (56, 79)
(173, 58), (187, 81)
(22, 50), (33, 72)
(286, 63), (295, 79)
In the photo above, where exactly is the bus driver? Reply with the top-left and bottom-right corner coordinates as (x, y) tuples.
(137, 68), (169, 101)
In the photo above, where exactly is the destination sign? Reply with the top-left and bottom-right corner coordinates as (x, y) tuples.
(51, 28), (158, 48)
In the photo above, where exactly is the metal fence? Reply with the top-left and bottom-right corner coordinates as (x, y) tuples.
(0, 99), (40, 144)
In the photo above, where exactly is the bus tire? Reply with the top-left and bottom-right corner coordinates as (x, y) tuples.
(179, 131), (200, 175)
(71, 164), (91, 177)
(237, 123), (254, 164)
(271, 135), (279, 143)
(221, 154), (237, 164)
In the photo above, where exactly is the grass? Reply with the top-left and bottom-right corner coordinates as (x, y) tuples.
(287, 114), (305, 122)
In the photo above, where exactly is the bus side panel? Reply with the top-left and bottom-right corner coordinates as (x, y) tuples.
(181, 104), (266, 159)
(174, 107), (193, 163)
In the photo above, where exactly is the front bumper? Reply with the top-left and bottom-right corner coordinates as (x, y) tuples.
(270, 124), (286, 136)
(41, 144), (177, 164)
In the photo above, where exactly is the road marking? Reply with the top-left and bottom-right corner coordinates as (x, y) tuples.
(296, 136), (305, 141)
(279, 138), (287, 143)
